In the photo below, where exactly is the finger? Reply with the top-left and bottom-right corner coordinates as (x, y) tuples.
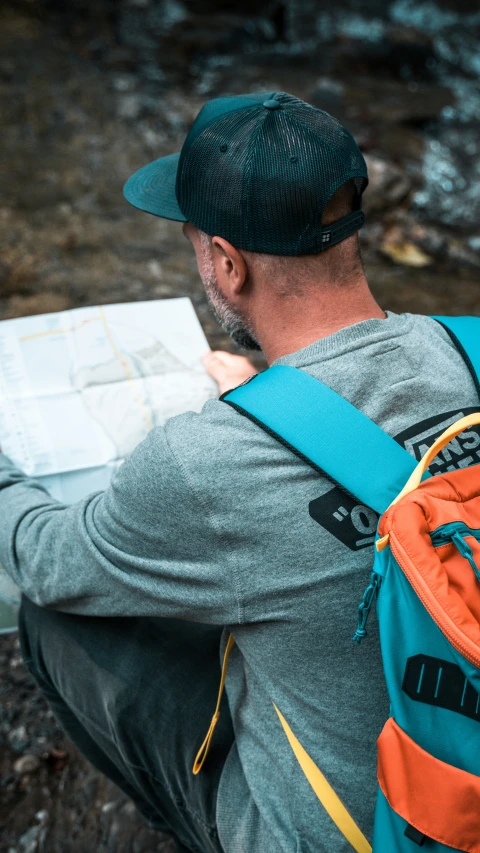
(201, 356), (228, 381)
(205, 362), (229, 381)
(203, 350), (234, 364)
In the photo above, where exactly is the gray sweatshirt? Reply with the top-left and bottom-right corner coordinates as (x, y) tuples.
(0, 312), (479, 852)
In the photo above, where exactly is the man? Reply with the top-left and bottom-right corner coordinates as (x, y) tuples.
(1, 92), (478, 853)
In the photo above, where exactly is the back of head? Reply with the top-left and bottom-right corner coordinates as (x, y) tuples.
(241, 179), (364, 294)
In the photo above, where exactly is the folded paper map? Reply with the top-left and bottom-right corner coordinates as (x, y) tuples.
(0, 298), (217, 631)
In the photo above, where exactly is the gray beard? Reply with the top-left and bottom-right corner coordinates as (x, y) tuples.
(199, 233), (261, 351)
(203, 283), (261, 351)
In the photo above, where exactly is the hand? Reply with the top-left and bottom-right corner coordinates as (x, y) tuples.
(202, 350), (258, 395)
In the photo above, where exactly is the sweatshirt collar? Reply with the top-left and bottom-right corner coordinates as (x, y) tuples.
(272, 312), (412, 368)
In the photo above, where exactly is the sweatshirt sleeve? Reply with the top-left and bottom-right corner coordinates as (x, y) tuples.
(0, 425), (241, 624)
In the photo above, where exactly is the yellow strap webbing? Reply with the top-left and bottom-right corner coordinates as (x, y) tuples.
(273, 704), (372, 853)
(193, 635), (372, 853)
(192, 633), (236, 775)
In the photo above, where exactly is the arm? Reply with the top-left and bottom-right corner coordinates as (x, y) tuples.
(0, 424), (240, 624)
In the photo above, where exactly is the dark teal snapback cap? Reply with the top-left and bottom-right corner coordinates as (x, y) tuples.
(123, 91), (368, 256)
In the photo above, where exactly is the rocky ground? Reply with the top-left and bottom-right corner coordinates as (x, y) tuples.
(0, 0), (479, 850)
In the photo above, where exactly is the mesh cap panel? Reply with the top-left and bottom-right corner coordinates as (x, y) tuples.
(176, 92), (368, 255)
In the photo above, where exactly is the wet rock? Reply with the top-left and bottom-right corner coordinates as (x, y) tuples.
(363, 123), (425, 164)
(18, 825), (46, 853)
(35, 810), (48, 824)
(147, 259), (163, 278)
(381, 229), (434, 267)
(3, 294), (73, 320)
(150, 0), (188, 32)
(345, 77), (454, 126)
(414, 126), (480, 230)
(467, 236), (480, 254)
(111, 73), (137, 92)
(9, 669), (29, 685)
(309, 77), (346, 121)
(363, 155), (412, 215)
(330, 22), (438, 83)
(116, 93), (158, 120)
(0, 255), (38, 298)
(46, 747), (69, 773)
(101, 798), (120, 814)
(13, 755), (41, 776)
(0, 259), (13, 289)
(8, 725), (29, 750)
(378, 214), (480, 269)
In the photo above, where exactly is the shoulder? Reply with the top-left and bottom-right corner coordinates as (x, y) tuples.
(163, 396), (282, 477)
(162, 394), (321, 505)
(403, 313), (464, 349)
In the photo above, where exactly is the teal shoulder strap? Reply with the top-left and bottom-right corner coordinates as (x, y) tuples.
(222, 365), (416, 515)
(432, 316), (480, 396)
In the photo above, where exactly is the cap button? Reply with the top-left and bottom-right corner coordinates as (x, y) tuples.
(263, 99), (281, 110)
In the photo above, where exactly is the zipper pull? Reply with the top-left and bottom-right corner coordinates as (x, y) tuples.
(352, 572), (381, 644)
(452, 532), (480, 583)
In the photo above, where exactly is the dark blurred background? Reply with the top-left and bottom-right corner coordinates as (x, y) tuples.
(0, 0), (479, 850)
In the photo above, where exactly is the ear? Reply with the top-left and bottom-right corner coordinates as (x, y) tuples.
(211, 236), (248, 297)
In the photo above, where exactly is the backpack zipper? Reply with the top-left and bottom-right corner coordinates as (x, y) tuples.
(352, 571), (382, 644)
(430, 522), (480, 583)
(389, 530), (480, 668)
(353, 523), (480, 645)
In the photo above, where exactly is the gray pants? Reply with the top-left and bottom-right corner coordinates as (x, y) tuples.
(18, 596), (234, 853)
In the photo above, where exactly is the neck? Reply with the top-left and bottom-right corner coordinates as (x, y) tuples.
(252, 277), (386, 364)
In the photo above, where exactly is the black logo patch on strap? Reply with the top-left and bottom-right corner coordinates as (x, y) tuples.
(309, 489), (379, 551)
(403, 654), (480, 722)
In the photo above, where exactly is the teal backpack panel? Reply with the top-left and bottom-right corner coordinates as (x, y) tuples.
(376, 544), (480, 769)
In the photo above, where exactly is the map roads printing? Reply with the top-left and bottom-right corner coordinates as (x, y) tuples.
(0, 298), (217, 623)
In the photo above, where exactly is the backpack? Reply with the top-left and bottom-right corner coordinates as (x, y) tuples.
(193, 315), (480, 853)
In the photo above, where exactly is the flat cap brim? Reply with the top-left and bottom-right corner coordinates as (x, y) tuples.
(123, 153), (187, 222)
